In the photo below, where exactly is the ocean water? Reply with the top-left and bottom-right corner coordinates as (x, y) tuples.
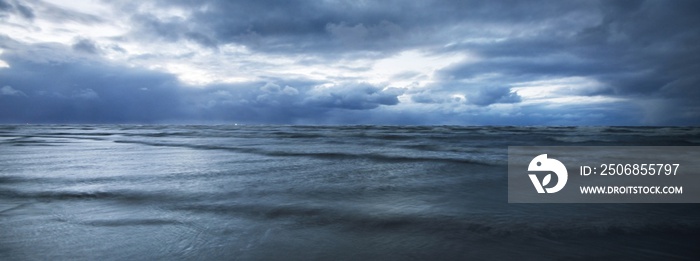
(1, 125), (699, 260)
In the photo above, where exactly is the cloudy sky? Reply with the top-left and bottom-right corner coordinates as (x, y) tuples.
(0, 0), (698, 125)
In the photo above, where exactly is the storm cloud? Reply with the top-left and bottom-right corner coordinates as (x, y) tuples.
(0, 0), (698, 125)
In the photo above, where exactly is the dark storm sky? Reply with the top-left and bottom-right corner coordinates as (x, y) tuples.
(0, 0), (698, 125)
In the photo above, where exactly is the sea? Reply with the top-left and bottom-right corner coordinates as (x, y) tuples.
(1, 125), (699, 260)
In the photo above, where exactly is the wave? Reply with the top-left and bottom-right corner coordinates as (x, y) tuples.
(0, 189), (166, 203)
(80, 219), (184, 227)
(7, 125), (699, 147)
(0, 138), (65, 146)
(172, 202), (700, 237)
(549, 136), (614, 143)
(112, 139), (497, 165)
(4, 186), (697, 237)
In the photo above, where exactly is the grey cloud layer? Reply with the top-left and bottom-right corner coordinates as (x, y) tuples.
(0, 42), (407, 123)
(0, 0), (698, 124)
(0, 0), (34, 20)
(125, 0), (598, 55)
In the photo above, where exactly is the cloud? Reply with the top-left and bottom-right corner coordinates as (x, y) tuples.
(0, 42), (184, 123)
(283, 86), (299, 96)
(259, 82), (299, 96)
(423, 1), (700, 124)
(72, 88), (99, 99)
(113, 1), (425, 55)
(305, 83), (404, 110)
(128, 13), (218, 48)
(408, 86), (521, 107)
(0, 0), (698, 125)
(326, 20), (404, 49)
(259, 82), (281, 93)
(0, 0), (33, 20)
(33, 1), (103, 23)
(14, 1), (33, 20)
(0, 39), (408, 124)
(410, 91), (442, 104)
(72, 38), (100, 54)
(1, 85), (25, 96)
(465, 86), (521, 106)
(0, 0), (11, 12)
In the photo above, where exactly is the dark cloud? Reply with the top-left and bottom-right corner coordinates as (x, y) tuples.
(0, 39), (407, 124)
(14, 2), (33, 20)
(118, 0), (597, 55)
(465, 86), (521, 106)
(0, 43), (183, 123)
(409, 85), (521, 107)
(572, 1), (700, 96)
(0, 0), (12, 11)
(304, 84), (403, 110)
(72, 38), (100, 54)
(187, 82), (406, 123)
(118, 0), (698, 100)
(116, 1), (423, 55)
(410, 91), (444, 104)
(0, 0), (698, 125)
(0, 0), (33, 20)
(426, 0), (700, 124)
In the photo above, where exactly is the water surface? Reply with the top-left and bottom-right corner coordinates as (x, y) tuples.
(1, 125), (699, 260)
